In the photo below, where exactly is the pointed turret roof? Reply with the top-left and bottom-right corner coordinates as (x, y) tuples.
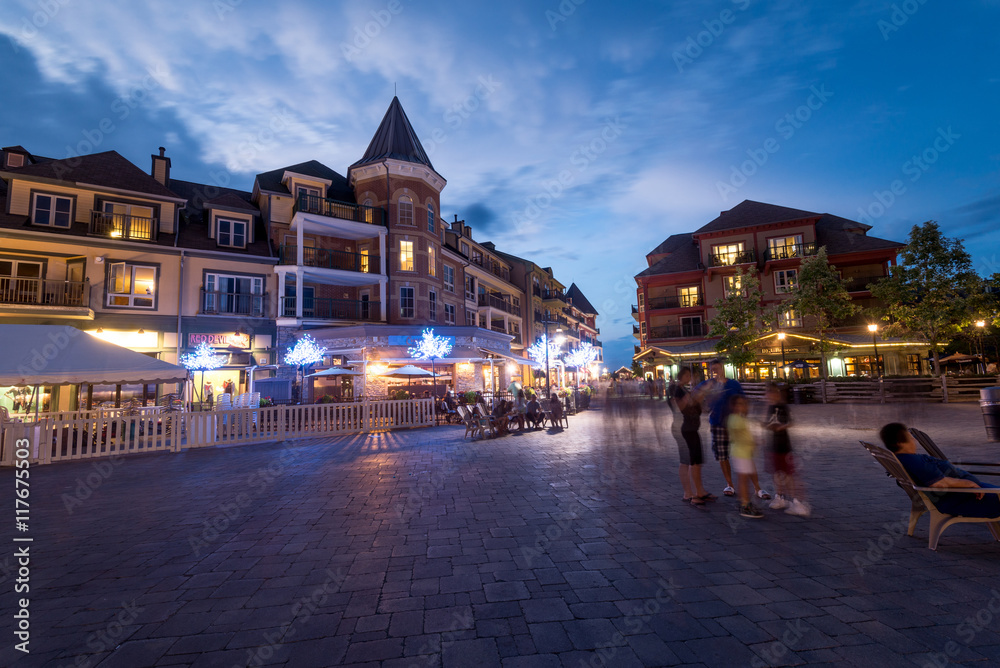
(351, 97), (434, 170)
(566, 283), (598, 316)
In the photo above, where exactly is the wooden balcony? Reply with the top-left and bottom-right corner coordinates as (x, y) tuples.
(0, 277), (90, 308)
(647, 293), (704, 310)
(478, 293), (520, 316)
(89, 211), (155, 241)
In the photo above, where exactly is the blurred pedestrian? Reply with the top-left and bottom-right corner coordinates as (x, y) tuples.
(763, 383), (810, 517)
(672, 368), (711, 507)
(728, 395), (763, 519)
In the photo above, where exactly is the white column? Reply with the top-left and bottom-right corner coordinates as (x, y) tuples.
(379, 231), (387, 276)
(296, 223), (304, 266)
(277, 271), (286, 317)
(379, 279), (387, 322)
(295, 270), (303, 319)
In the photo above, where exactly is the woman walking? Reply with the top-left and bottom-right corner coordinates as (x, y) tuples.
(672, 368), (713, 506)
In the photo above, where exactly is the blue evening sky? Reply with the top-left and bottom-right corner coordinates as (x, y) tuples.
(2, 0), (999, 369)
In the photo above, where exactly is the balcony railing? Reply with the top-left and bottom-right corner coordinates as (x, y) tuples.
(201, 290), (268, 318)
(295, 194), (385, 226)
(764, 242), (818, 262)
(0, 277), (90, 308)
(708, 249), (756, 267)
(89, 211), (155, 241)
(532, 285), (541, 297)
(843, 275), (885, 292)
(279, 245), (381, 274)
(648, 323), (708, 339)
(470, 255), (511, 282)
(478, 293), (520, 316)
(647, 293), (704, 310)
(534, 311), (543, 322)
(541, 290), (566, 302)
(280, 296), (381, 321)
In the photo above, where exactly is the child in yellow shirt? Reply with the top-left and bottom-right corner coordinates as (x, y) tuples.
(727, 395), (763, 519)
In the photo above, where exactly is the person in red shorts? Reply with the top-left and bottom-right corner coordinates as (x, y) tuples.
(763, 382), (810, 517)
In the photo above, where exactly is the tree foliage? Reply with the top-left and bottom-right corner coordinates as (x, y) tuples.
(870, 221), (980, 375)
(709, 267), (765, 372)
(789, 247), (858, 380)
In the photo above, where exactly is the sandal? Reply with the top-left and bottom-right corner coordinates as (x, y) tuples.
(690, 497), (706, 507)
(698, 493), (718, 501)
(723, 486), (736, 496)
(681, 497), (693, 503)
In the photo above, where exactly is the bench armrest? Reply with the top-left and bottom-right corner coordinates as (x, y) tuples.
(913, 486), (1000, 495)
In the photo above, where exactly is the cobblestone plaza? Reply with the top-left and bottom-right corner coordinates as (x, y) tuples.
(3, 400), (1000, 667)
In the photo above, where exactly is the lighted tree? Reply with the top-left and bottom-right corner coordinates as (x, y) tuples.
(285, 334), (327, 404)
(526, 334), (561, 369)
(180, 342), (225, 409)
(407, 328), (453, 393)
(564, 343), (599, 386)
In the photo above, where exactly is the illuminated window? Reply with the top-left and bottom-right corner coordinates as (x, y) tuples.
(399, 240), (414, 271)
(781, 309), (802, 328)
(768, 234), (804, 259)
(363, 198), (374, 224)
(108, 263), (157, 309)
(711, 242), (745, 266)
(360, 246), (370, 273)
(723, 275), (743, 298)
(428, 245), (437, 277)
(678, 286), (700, 307)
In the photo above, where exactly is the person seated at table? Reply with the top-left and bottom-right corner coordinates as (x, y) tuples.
(492, 399), (512, 435)
(548, 394), (564, 427)
(879, 422), (1000, 518)
(444, 391), (457, 411)
(525, 395), (544, 429)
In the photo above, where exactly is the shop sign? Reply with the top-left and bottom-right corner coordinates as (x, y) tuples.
(188, 332), (251, 349)
(760, 346), (801, 355)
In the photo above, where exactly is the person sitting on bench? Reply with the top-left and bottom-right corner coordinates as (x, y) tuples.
(548, 394), (564, 427)
(526, 395), (544, 429)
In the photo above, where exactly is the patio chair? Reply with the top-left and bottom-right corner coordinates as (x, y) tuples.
(472, 404), (498, 437)
(457, 405), (483, 440)
(909, 428), (1000, 477)
(860, 440), (1000, 550)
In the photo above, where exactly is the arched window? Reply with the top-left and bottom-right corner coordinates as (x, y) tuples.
(363, 198), (374, 224)
(427, 203), (435, 233)
(398, 196), (413, 226)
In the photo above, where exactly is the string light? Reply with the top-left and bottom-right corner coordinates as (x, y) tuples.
(526, 334), (561, 369)
(284, 334), (327, 367)
(407, 328), (453, 361)
(564, 342), (599, 369)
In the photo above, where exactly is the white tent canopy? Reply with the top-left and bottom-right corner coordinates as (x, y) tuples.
(0, 325), (189, 386)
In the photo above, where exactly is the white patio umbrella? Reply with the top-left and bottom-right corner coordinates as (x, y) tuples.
(379, 365), (434, 395)
(306, 368), (363, 377)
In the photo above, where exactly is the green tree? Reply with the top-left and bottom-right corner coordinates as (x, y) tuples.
(630, 359), (644, 378)
(870, 221), (980, 376)
(709, 267), (765, 378)
(790, 247), (858, 385)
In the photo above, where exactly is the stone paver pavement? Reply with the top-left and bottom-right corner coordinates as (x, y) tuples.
(2, 399), (1000, 667)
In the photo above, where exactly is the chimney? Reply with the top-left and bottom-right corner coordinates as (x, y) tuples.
(151, 146), (171, 187)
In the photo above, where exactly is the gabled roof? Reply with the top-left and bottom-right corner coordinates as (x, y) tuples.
(636, 234), (701, 278)
(565, 283), (598, 316)
(694, 200), (820, 235)
(351, 97), (434, 170)
(163, 179), (272, 257)
(254, 160), (353, 202)
(4, 150), (182, 200)
(204, 192), (259, 213)
(815, 215), (902, 255)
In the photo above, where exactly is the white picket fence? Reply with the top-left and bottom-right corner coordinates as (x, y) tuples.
(0, 399), (435, 466)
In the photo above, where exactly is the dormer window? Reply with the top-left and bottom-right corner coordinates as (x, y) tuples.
(217, 218), (247, 249)
(296, 185), (321, 205)
(398, 196), (413, 225)
(32, 193), (73, 228)
(7, 153), (24, 168)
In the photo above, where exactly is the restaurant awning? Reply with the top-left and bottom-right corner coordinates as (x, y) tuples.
(0, 325), (189, 386)
(478, 348), (536, 366)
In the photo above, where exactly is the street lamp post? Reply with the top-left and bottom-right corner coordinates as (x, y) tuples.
(976, 320), (986, 373)
(777, 332), (786, 379)
(868, 323), (880, 378)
